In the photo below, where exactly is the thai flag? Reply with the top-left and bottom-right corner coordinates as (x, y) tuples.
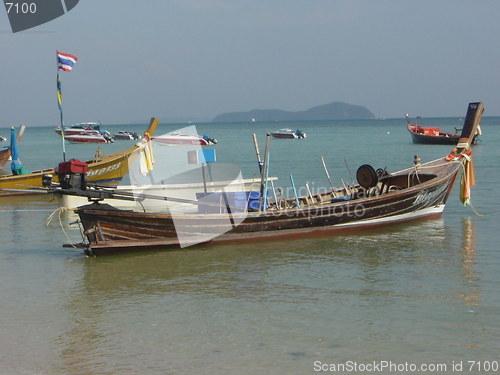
(57, 51), (78, 72)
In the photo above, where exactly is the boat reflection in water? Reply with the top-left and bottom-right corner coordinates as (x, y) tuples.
(459, 216), (480, 307)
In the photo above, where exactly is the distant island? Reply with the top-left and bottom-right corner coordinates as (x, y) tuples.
(131, 117), (211, 124)
(212, 102), (375, 123)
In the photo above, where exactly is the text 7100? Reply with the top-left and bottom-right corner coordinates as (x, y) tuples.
(5, 3), (37, 14)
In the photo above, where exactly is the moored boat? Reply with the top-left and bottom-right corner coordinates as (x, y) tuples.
(152, 133), (217, 146)
(270, 128), (306, 139)
(0, 118), (158, 196)
(406, 113), (481, 145)
(113, 131), (142, 140)
(69, 103), (483, 256)
(64, 131), (114, 144)
(54, 122), (105, 136)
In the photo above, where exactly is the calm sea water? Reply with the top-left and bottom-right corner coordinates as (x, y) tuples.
(1, 118), (499, 374)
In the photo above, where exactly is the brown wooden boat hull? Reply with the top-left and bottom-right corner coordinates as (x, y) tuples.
(75, 158), (460, 255)
(71, 103), (483, 255)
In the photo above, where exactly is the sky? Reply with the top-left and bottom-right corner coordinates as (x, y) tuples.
(1, 1), (500, 127)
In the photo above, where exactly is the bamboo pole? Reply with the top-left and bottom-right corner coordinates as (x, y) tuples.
(321, 156), (337, 197)
(270, 175), (278, 207)
(306, 183), (314, 203)
(252, 133), (263, 173)
(262, 152), (270, 211)
(244, 174), (256, 213)
(259, 133), (271, 211)
(290, 174), (300, 208)
(16, 125), (26, 143)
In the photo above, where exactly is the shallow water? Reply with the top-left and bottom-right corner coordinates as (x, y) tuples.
(1, 118), (499, 374)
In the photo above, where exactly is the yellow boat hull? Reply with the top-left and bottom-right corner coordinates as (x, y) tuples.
(0, 118), (158, 196)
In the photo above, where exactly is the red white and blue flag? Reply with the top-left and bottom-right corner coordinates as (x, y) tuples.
(57, 51), (78, 72)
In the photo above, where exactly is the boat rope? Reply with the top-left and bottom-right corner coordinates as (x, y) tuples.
(456, 162), (500, 217)
(401, 156), (498, 217)
(0, 208), (55, 211)
(46, 206), (77, 248)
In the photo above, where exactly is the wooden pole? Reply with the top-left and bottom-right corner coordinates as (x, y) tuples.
(244, 175), (256, 213)
(252, 133), (263, 173)
(321, 156), (336, 197)
(290, 174), (300, 208)
(340, 178), (350, 196)
(270, 175), (278, 206)
(259, 133), (271, 211)
(144, 117), (159, 138)
(344, 159), (354, 186)
(306, 183), (314, 203)
(262, 152), (270, 211)
(16, 125), (26, 143)
(57, 70), (66, 162)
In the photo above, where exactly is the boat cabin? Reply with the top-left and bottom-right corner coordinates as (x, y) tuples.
(414, 126), (440, 136)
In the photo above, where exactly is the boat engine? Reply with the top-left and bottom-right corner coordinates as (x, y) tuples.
(295, 130), (306, 139)
(356, 164), (390, 189)
(202, 134), (217, 144)
(57, 159), (88, 190)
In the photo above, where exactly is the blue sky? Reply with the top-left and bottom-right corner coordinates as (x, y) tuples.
(1, 1), (499, 126)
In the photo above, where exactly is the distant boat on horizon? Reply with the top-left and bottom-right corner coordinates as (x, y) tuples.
(270, 128), (306, 139)
(406, 113), (481, 145)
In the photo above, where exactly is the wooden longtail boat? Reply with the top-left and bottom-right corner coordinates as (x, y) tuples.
(0, 147), (11, 170)
(71, 103), (483, 256)
(406, 113), (481, 145)
(0, 118), (157, 196)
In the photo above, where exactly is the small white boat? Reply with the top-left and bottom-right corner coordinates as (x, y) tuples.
(54, 122), (105, 136)
(152, 133), (217, 146)
(270, 128), (306, 139)
(113, 131), (142, 140)
(0, 135), (6, 142)
(64, 131), (114, 144)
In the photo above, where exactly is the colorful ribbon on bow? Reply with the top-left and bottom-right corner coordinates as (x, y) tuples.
(446, 141), (474, 206)
(139, 132), (154, 176)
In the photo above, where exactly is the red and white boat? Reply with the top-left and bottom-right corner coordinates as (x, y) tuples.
(54, 122), (104, 136)
(270, 128), (306, 139)
(64, 132), (114, 144)
(152, 132), (217, 146)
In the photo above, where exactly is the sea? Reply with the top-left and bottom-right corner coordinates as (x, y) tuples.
(0, 117), (499, 375)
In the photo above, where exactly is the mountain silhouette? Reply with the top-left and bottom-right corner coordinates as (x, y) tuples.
(212, 102), (375, 123)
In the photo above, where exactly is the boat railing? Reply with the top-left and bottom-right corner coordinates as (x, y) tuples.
(264, 168), (439, 212)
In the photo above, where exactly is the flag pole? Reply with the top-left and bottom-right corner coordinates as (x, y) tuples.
(58, 74), (66, 162)
(56, 50), (78, 162)
(57, 51), (66, 161)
